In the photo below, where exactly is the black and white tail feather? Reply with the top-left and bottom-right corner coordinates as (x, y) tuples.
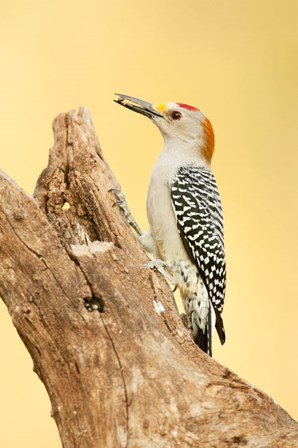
(171, 165), (226, 356)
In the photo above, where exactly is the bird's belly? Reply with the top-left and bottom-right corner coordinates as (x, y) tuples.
(146, 179), (189, 264)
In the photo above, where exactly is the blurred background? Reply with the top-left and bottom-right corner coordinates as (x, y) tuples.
(0, 0), (297, 446)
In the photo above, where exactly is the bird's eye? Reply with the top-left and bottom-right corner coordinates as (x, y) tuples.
(170, 111), (182, 120)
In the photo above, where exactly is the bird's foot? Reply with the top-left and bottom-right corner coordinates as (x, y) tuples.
(145, 259), (177, 290)
(110, 188), (142, 236)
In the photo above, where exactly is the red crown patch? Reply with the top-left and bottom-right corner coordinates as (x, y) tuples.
(176, 103), (200, 112)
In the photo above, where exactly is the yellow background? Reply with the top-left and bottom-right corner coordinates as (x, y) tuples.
(0, 0), (297, 445)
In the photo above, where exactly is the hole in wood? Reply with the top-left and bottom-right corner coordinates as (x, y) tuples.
(84, 297), (104, 313)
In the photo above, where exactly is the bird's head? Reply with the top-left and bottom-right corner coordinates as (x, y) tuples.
(114, 93), (215, 164)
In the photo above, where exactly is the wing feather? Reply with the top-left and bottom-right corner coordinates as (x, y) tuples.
(171, 165), (226, 320)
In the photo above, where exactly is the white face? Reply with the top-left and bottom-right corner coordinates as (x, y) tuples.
(151, 102), (207, 145)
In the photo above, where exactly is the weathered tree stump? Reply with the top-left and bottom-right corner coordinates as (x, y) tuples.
(0, 108), (297, 447)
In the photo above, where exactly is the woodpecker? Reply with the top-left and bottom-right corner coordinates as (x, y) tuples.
(114, 93), (226, 356)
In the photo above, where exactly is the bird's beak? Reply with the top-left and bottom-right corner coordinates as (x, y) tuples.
(114, 93), (163, 119)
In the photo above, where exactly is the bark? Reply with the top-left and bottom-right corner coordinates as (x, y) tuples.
(0, 107), (297, 448)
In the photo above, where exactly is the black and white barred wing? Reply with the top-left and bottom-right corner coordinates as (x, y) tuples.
(171, 166), (226, 317)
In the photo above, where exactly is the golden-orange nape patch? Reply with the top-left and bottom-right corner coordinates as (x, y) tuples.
(202, 118), (215, 162)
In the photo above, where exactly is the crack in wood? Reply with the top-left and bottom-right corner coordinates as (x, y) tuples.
(101, 315), (129, 448)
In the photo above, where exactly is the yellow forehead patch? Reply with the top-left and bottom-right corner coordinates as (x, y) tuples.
(155, 103), (167, 112)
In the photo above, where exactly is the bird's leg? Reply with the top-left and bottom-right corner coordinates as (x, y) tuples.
(140, 230), (178, 290)
(110, 188), (142, 236)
